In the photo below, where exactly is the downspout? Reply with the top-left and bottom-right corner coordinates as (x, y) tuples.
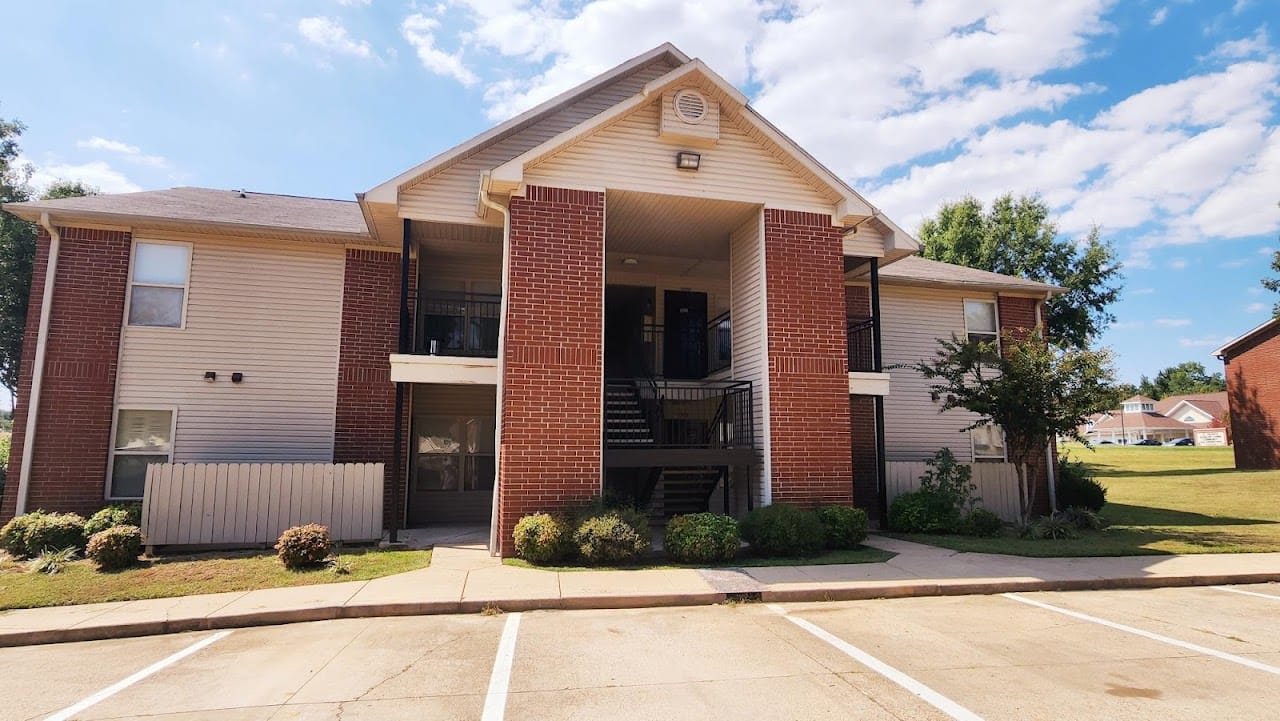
(870, 258), (889, 527)
(479, 176), (510, 556)
(391, 218), (411, 543)
(15, 213), (61, 516)
(1036, 298), (1058, 512)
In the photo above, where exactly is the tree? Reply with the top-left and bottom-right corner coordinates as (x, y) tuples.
(0, 111), (96, 399)
(1135, 361), (1226, 400)
(919, 194), (1123, 349)
(908, 329), (1119, 524)
(1264, 248), (1280, 318)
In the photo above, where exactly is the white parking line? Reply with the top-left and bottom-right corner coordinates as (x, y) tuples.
(767, 604), (984, 721)
(1211, 585), (1280, 601)
(481, 612), (522, 721)
(1003, 593), (1280, 676)
(44, 630), (232, 721)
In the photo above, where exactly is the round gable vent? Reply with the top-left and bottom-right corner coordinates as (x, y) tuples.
(673, 89), (709, 124)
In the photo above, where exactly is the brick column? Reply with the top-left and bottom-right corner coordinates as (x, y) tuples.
(998, 294), (1052, 515)
(497, 186), (604, 555)
(333, 249), (413, 529)
(1, 227), (130, 522)
(764, 209), (852, 507)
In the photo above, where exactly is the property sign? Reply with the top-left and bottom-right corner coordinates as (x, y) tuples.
(1194, 428), (1228, 447)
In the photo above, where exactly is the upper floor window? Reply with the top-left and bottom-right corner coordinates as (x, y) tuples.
(128, 241), (190, 328)
(964, 299), (998, 348)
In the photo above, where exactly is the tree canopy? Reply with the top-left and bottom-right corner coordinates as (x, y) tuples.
(1135, 361), (1226, 400)
(1264, 248), (1279, 318)
(919, 194), (1123, 349)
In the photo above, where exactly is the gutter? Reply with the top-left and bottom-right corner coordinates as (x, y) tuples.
(478, 176), (511, 556)
(15, 213), (60, 516)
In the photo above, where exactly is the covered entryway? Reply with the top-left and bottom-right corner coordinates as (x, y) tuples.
(407, 383), (496, 525)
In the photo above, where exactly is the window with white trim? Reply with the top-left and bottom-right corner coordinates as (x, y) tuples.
(110, 409), (174, 498)
(971, 424), (1007, 461)
(128, 242), (190, 327)
(963, 299), (998, 346)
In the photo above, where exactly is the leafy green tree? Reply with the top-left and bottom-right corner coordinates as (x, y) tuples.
(1264, 248), (1280, 318)
(919, 194), (1123, 349)
(907, 329), (1120, 524)
(1135, 361), (1226, 400)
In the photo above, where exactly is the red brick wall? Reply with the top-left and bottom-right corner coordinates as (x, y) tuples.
(764, 209), (852, 507)
(333, 249), (413, 528)
(497, 186), (604, 555)
(1225, 324), (1280, 470)
(998, 295), (1052, 515)
(845, 284), (870, 318)
(1, 227), (130, 522)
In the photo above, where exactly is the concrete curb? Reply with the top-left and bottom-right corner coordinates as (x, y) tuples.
(3, 573), (1276, 648)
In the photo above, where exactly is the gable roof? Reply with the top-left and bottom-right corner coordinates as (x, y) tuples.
(1090, 412), (1193, 432)
(2, 187), (370, 241)
(1215, 316), (1280, 359)
(1122, 394), (1158, 404)
(1155, 391), (1228, 420)
(875, 256), (1063, 295)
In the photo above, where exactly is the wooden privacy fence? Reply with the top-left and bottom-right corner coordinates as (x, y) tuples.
(885, 461), (1022, 522)
(141, 462), (384, 546)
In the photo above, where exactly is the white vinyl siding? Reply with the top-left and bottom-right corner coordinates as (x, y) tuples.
(115, 236), (344, 463)
(843, 224), (885, 258)
(880, 285), (998, 462)
(399, 60), (678, 225)
(729, 210), (769, 504)
(524, 100), (837, 215)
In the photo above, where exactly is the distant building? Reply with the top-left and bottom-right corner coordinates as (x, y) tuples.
(1085, 395), (1198, 444)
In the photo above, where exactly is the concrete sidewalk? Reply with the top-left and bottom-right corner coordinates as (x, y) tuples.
(3, 535), (1279, 647)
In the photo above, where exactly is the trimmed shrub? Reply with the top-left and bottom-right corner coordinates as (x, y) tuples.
(740, 504), (825, 558)
(887, 491), (959, 534)
(1060, 506), (1107, 531)
(816, 505), (869, 549)
(664, 513), (740, 564)
(960, 508), (1004, 537)
(1057, 458), (1107, 512)
(0, 512), (39, 556)
(86, 525), (143, 571)
(572, 513), (650, 565)
(84, 504), (143, 537)
(513, 512), (572, 564)
(1023, 514), (1078, 540)
(0, 511), (87, 558)
(276, 524), (332, 569)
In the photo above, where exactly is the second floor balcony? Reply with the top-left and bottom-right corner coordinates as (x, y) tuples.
(415, 292), (500, 357)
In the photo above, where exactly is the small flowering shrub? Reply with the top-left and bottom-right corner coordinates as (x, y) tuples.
(0, 511), (87, 558)
(572, 513), (650, 565)
(86, 525), (144, 571)
(84, 504), (143, 537)
(664, 513), (740, 564)
(276, 524), (332, 569)
(513, 513), (572, 564)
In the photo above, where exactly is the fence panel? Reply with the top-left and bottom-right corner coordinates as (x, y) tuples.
(141, 462), (385, 546)
(885, 461), (1023, 523)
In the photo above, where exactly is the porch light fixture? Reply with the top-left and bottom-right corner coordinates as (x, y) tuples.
(203, 371), (217, 382)
(231, 372), (244, 383)
(675, 151), (701, 171)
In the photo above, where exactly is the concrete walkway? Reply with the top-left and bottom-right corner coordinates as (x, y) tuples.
(3, 534), (1279, 647)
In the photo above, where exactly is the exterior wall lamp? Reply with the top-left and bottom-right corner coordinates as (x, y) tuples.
(675, 151), (701, 171)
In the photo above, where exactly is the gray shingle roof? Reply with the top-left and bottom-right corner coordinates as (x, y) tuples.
(2, 187), (369, 238)
(879, 256), (1062, 294)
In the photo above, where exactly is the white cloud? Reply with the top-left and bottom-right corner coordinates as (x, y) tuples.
(1150, 7), (1168, 26)
(1155, 318), (1191, 327)
(1180, 334), (1235, 348)
(1220, 258), (1252, 268)
(1207, 27), (1270, 60)
(1167, 258), (1188, 270)
(1111, 320), (1145, 329)
(1261, 246), (1277, 255)
(402, 13), (477, 86)
(336, 0), (371, 6)
(299, 16), (374, 59)
(75, 136), (168, 168)
(1247, 302), (1268, 312)
(20, 156), (141, 194)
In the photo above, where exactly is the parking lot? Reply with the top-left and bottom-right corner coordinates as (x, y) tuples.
(6, 583), (1279, 721)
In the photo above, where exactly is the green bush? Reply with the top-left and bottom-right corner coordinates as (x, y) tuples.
(740, 504), (825, 558)
(815, 505), (869, 549)
(572, 513), (650, 565)
(86, 525), (143, 571)
(84, 504), (143, 537)
(888, 490), (959, 534)
(960, 508), (1004, 537)
(664, 513), (740, 563)
(513, 512), (572, 564)
(1023, 514), (1078, 540)
(1059, 506), (1107, 531)
(28, 546), (78, 574)
(1057, 458), (1107, 511)
(0, 511), (87, 558)
(275, 524), (332, 569)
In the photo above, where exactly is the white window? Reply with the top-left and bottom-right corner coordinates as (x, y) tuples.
(109, 409), (174, 498)
(971, 424), (1007, 461)
(128, 241), (190, 328)
(963, 299), (999, 347)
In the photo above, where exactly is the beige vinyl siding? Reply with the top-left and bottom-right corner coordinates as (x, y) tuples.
(879, 285), (997, 462)
(399, 60), (678, 225)
(843, 224), (884, 258)
(729, 210), (769, 503)
(116, 236), (344, 463)
(525, 101), (836, 215)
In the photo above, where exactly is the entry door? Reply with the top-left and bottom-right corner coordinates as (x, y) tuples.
(605, 286), (654, 377)
(663, 290), (708, 379)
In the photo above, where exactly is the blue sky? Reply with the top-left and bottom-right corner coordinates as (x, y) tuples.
(1, 0), (1277, 385)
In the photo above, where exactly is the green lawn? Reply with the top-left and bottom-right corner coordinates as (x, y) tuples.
(887, 445), (1280, 557)
(505, 546), (895, 571)
(0, 548), (432, 610)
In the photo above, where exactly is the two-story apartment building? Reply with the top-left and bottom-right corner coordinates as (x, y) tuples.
(0, 45), (1058, 554)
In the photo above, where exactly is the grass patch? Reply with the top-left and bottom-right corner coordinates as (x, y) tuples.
(503, 545), (895, 571)
(890, 445), (1280, 556)
(0, 547), (431, 610)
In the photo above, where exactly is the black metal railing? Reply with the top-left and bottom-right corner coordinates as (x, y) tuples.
(707, 312), (731, 374)
(415, 292), (501, 357)
(607, 379), (754, 449)
(847, 317), (877, 372)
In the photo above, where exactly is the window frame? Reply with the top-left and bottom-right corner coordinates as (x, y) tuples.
(411, 413), (497, 494)
(106, 406), (178, 501)
(962, 298), (1000, 351)
(970, 424), (1008, 462)
(124, 239), (193, 330)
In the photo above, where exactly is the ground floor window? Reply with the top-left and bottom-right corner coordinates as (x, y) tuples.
(413, 415), (496, 492)
(109, 408), (175, 498)
(971, 424), (1007, 461)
